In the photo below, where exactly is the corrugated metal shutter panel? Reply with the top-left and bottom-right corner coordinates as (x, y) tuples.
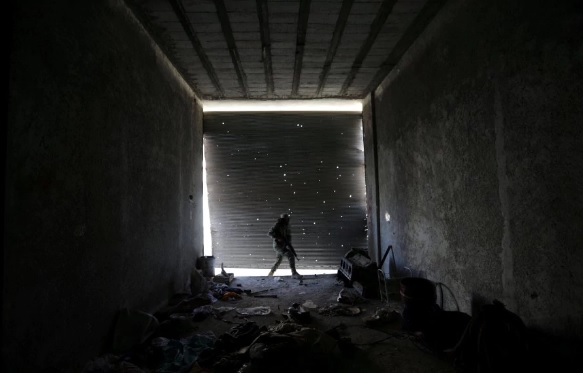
(203, 112), (368, 270)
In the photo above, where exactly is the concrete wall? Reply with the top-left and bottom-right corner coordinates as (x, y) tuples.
(362, 96), (380, 263)
(370, 0), (583, 338)
(4, 0), (204, 371)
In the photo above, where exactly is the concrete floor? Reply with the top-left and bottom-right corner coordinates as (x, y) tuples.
(82, 272), (457, 372)
(187, 273), (456, 373)
(82, 271), (582, 373)
(85, 272), (583, 373)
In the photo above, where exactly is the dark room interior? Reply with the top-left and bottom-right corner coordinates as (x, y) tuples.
(5, 0), (583, 372)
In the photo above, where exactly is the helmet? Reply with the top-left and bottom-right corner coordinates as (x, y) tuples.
(280, 213), (289, 220)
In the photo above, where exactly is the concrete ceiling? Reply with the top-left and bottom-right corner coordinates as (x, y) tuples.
(127, 0), (446, 101)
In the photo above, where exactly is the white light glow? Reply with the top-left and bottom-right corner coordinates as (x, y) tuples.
(203, 99), (363, 113)
(203, 143), (212, 256)
(215, 268), (339, 277)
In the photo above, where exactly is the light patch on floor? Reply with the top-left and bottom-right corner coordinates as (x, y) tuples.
(216, 267), (338, 277)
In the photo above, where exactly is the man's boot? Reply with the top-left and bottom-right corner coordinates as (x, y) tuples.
(289, 255), (302, 279)
(291, 263), (302, 279)
(267, 269), (275, 276)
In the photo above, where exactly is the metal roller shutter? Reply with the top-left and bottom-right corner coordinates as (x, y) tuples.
(203, 112), (368, 270)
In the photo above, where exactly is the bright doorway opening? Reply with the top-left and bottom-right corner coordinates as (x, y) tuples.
(201, 100), (364, 277)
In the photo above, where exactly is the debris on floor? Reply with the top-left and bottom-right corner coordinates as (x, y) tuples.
(337, 287), (365, 305)
(111, 308), (159, 354)
(364, 307), (402, 327)
(212, 273), (235, 285)
(82, 274), (466, 373)
(301, 300), (318, 310)
(287, 303), (311, 324)
(236, 306), (272, 316)
(318, 304), (362, 316)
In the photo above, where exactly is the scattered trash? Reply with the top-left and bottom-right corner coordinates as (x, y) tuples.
(82, 354), (132, 373)
(155, 295), (213, 322)
(209, 282), (225, 294)
(237, 363), (252, 373)
(236, 306), (272, 316)
(190, 268), (209, 296)
(156, 317), (198, 339)
(364, 307), (401, 327)
(168, 313), (193, 320)
(209, 282), (246, 300)
(220, 262), (229, 277)
(302, 300), (318, 310)
(288, 327), (339, 356)
(318, 304), (361, 316)
(246, 332), (304, 370)
(224, 287), (244, 294)
(221, 291), (242, 301)
(112, 308), (159, 354)
(213, 268), (235, 285)
(214, 306), (236, 315)
(213, 274), (234, 285)
(214, 322), (261, 353)
(191, 305), (215, 321)
(324, 324), (358, 356)
(245, 327), (341, 371)
(211, 355), (248, 373)
(268, 321), (304, 334)
(207, 293), (219, 303)
(150, 331), (216, 372)
(85, 274), (382, 372)
(337, 287), (363, 305)
(287, 303), (311, 324)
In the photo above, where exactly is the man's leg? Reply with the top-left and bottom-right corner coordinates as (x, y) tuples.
(287, 252), (302, 279)
(268, 253), (283, 276)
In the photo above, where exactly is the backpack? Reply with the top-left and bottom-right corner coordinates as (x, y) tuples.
(453, 299), (530, 373)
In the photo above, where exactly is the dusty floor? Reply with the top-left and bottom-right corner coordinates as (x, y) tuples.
(84, 272), (580, 372)
(186, 273), (456, 373)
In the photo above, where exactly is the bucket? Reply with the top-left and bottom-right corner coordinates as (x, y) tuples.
(400, 277), (437, 305)
(399, 277), (437, 331)
(197, 256), (215, 277)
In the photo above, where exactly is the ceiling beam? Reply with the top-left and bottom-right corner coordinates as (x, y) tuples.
(292, 0), (312, 97)
(215, 0), (249, 98)
(316, 0), (354, 97)
(339, 0), (397, 96)
(168, 0), (224, 97)
(256, 0), (274, 97)
(364, 0), (448, 96)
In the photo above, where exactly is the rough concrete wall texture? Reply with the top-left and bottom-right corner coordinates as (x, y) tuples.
(362, 96), (380, 262)
(373, 0), (583, 338)
(5, 0), (204, 371)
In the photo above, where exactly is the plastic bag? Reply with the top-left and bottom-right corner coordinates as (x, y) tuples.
(236, 306), (271, 316)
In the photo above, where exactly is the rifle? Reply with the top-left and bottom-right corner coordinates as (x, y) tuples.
(283, 239), (300, 261)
